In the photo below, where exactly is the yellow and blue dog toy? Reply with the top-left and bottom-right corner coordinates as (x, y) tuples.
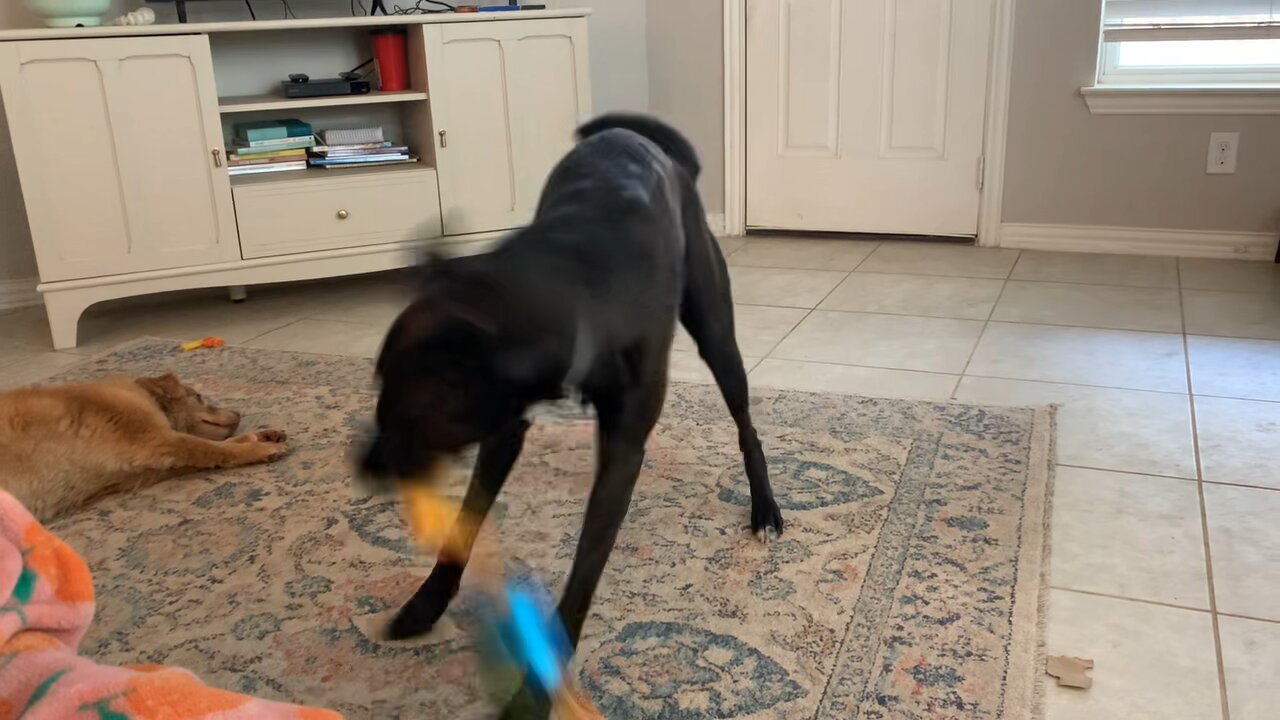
(400, 484), (603, 720)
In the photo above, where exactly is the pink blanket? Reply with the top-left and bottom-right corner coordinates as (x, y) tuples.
(0, 491), (341, 720)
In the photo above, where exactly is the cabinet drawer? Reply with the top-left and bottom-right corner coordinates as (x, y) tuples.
(232, 167), (442, 259)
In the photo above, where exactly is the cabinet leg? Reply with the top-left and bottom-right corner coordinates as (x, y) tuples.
(228, 285), (248, 303)
(42, 294), (86, 351)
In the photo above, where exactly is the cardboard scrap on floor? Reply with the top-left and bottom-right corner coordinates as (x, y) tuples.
(1046, 655), (1094, 689)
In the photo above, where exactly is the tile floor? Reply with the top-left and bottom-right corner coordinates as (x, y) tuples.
(3, 238), (1279, 719)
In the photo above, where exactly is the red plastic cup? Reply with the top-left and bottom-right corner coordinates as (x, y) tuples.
(371, 29), (408, 92)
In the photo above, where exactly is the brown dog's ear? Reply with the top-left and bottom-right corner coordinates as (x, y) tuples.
(136, 373), (185, 402)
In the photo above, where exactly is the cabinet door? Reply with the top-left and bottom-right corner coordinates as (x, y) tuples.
(0, 36), (237, 282)
(424, 18), (591, 236)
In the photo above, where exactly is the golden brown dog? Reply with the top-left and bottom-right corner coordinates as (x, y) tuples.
(0, 373), (288, 521)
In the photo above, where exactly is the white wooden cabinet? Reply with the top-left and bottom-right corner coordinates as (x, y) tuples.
(233, 166), (441, 260)
(0, 35), (238, 283)
(0, 12), (591, 349)
(425, 18), (591, 236)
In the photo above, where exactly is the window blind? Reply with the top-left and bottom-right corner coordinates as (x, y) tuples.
(1103, 0), (1279, 41)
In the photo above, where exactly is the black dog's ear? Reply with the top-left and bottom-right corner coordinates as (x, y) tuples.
(377, 300), (448, 378)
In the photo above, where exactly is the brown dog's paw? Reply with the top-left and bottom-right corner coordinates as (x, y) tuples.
(236, 432), (289, 463)
(252, 428), (288, 444)
(256, 440), (290, 463)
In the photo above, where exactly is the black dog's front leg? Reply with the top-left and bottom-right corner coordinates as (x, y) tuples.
(386, 418), (530, 640)
(499, 381), (662, 719)
(498, 440), (646, 720)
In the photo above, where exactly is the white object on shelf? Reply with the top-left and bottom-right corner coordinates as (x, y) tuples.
(108, 7), (155, 26)
(322, 127), (385, 145)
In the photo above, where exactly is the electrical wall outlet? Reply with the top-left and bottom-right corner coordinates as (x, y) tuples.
(1207, 132), (1240, 175)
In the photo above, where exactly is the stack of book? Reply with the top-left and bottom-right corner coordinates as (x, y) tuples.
(227, 119), (316, 176)
(308, 127), (416, 169)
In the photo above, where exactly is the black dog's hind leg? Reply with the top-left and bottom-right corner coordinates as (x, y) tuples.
(679, 198), (784, 541)
(500, 357), (668, 720)
(385, 417), (530, 640)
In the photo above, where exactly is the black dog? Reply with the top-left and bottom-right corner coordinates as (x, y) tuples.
(360, 114), (784, 716)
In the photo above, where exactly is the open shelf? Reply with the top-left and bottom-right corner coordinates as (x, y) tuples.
(218, 90), (428, 114)
(228, 160), (432, 187)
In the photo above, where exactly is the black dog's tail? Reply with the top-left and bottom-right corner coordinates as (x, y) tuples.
(577, 113), (701, 180)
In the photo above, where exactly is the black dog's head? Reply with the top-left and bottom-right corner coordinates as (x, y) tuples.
(358, 258), (565, 486)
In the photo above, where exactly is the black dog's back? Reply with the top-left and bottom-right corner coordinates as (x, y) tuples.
(482, 116), (708, 358)
(576, 114), (702, 179)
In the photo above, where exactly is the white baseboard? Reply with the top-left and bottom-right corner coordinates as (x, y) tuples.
(1001, 223), (1279, 261)
(706, 212), (727, 236)
(0, 277), (39, 311)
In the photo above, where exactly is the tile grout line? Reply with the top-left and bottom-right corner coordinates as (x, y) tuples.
(1217, 610), (1280, 626)
(1194, 477), (1280, 494)
(237, 317), (310, 345)
(1050, 586), (1211, 615)
(951, 259), (1016, 400)
(1192, 391), (1280, 406)
(738, 300), (1263, 340)
(1179, 258), (1232, 720)
(1056, 463), (1198, 484)
(960, 372), (1188, 397)
(755, 248), (882, 363)
(1058, 462), (1280, 494)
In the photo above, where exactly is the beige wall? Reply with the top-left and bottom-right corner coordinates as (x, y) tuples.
(646, 0), (723, 210)
(1002, 2), (1280, 234)
(548, 0), (648, 114)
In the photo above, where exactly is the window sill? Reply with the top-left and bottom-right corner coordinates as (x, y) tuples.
(1080, 85), (1280, 115)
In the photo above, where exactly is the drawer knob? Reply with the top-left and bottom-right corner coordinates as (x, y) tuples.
(336, 209), (349, 220)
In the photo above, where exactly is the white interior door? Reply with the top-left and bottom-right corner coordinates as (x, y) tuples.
(746, 0), (994, 236)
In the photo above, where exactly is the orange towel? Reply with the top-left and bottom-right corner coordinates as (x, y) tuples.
(0, 491), (341, 720)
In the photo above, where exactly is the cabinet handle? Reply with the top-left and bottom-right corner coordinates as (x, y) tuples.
(438, 129), (447, 148)
(211, 148), (223, 168)
(336, 209), (349, 220)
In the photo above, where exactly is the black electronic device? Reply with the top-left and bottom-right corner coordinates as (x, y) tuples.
(282, 76), (372, 98)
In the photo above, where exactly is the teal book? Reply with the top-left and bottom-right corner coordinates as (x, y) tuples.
(234, 119), (312, 143)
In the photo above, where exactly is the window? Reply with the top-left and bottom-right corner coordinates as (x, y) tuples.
(1098, 1), (1280, 86)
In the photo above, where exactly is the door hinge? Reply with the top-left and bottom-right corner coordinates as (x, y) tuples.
(976, 155), (985, 191)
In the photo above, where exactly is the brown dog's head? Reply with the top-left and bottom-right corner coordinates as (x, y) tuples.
(358, 260), (565, 485)
(136, 373), (241, 441)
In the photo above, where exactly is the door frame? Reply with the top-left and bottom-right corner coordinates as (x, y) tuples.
(723, 0), (1017, 246)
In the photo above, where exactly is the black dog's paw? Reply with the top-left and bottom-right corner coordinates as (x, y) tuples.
(382, 571), (459, 641)
(383, 600), (443, 641)
(751, 496), (784, 544)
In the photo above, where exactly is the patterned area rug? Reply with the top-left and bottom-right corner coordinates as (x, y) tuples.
(46, 339), (1053, 719)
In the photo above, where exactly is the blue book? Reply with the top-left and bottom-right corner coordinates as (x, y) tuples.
(308, 153), (410, 166)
